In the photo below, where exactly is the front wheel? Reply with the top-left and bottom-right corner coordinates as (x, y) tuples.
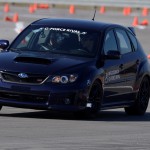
(0, 105), (2, 111)
(75, 80), (103, 117)
(124, 77), (150, 115)
(81, 80), (103, 116)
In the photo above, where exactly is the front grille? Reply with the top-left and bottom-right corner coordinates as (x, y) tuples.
(0, 91), (48, 104)
(1, 71), (48, 84)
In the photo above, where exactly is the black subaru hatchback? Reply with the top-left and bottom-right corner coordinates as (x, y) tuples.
(0, 18), (150, 115)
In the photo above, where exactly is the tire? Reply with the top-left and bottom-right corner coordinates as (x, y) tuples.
(88, 80), (103, 114)
(0, 105), (2, 111)
(75, 80), (103, 118)
(124, 77), (150, 115)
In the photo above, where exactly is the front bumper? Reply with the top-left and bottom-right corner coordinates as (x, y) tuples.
(0, 81), (89, 112)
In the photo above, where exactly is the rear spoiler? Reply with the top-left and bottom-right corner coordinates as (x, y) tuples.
(128, 27), (136, 36)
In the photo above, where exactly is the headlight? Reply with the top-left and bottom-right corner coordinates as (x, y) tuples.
(47, 74), (78, 84)
(60, 76), (69, 84)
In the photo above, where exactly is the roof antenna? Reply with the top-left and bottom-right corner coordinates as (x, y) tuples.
(92, 7), (97, 21)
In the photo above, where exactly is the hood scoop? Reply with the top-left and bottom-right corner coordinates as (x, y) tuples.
(14, 56), (52, 65)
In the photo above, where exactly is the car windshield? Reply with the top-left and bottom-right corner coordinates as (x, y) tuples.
(9, 26), (100, 57)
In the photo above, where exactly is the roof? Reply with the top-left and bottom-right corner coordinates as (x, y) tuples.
(31, 18), (123, 31)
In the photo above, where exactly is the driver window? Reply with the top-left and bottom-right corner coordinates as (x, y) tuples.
(104, 30), (118, 55)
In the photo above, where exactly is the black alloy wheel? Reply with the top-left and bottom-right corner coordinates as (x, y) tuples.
(125, 77), (150, 115)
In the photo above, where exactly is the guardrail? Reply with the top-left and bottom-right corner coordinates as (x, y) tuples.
(0, 0), (150, 8)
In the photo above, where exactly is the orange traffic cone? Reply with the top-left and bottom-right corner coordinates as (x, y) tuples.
(123, 7), (131, 16)
(127, 7), (131, 15)
(140, 19), (149, 26)
(13, 13), (19, 22)
(4, 3), (9, 13)
(4, 16), (13, 22)
(33, 3), (38, 10)
(142, 7), (148, 16)
(69, 5), (75, 14)
(147, 54), (150, 59)
(123, 7), (128, 16)
(29, 5), (34, 13)
(132, 16), (139, 26)
(100, 6), (105, 14)
(38, 4), (49, 9)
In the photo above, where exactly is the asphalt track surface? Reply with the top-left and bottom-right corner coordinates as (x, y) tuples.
(0, 5), (150, 150)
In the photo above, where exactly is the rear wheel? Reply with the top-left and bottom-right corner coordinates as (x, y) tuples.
(124, 77), (150, 115)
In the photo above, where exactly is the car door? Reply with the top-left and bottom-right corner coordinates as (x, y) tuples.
(102, 29), (128, 105)
(114, 28), (139, 101)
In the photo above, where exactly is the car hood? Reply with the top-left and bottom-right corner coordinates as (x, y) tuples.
(0, 51), (95, 75)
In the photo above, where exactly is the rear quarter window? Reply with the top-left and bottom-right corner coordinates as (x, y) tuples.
(127, 31), (138, 51)
(115, 29), (132, 54)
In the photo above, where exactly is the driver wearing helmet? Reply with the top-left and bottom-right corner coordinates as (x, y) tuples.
(47, 32), (59, 50)
(40, 32), (61, 51)
(80, 34), (95, 53)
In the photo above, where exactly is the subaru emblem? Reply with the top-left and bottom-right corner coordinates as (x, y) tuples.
(18, 73), (28, 79)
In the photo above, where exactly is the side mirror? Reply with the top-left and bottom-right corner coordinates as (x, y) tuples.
(105, 50), (121, 59)
(0, 40), (9, 50)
